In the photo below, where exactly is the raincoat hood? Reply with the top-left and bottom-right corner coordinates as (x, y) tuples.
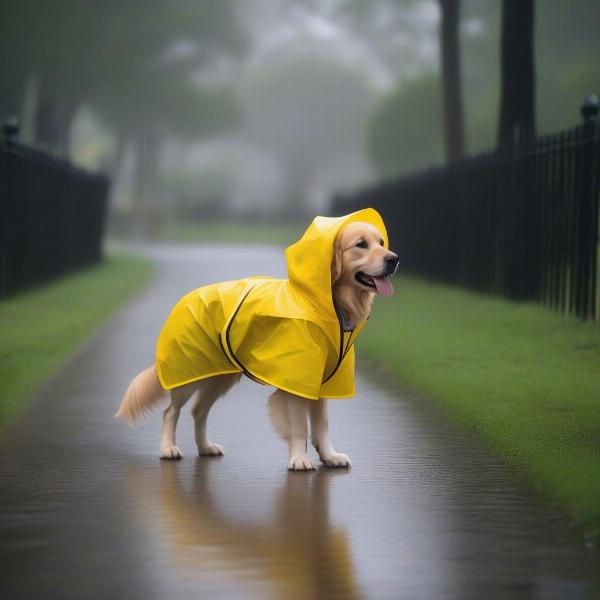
(156, 208), (389, 400)
(285, 208), (389, 322)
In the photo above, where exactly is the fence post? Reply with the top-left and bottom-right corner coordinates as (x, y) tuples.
(577, 94), (599, 318)
(2, 116), (20, 146)
(0, 118), (18, 295)
(581, 94), (599, 124)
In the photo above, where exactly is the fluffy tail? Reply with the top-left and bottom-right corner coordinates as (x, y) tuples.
(114, 365), (166, 426)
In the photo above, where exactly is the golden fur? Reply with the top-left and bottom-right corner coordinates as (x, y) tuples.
(331, 221), (394, 327)
(116, 221), (397, 470)
(115, 365), (166, 426)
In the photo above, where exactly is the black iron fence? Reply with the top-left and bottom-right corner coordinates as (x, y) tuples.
(334, 98), (600, 320)
(0, 122), (109, 297)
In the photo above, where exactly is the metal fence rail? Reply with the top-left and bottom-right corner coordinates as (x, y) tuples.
(0, 131), (109, 297)
(333, 102), (600, 320)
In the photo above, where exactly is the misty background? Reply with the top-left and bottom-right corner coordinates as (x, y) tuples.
(2, 0), (599, 236)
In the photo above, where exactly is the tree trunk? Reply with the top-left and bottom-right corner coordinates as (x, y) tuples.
(439, 0), (464, 162)
(131, 126), (160, 239)
(497, 0), (536, 147)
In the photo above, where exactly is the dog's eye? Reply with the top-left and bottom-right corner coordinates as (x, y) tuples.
(379, 239), (384, 247)
(355, 240), (368, 249)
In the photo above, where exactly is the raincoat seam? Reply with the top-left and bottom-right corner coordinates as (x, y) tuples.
(322, 315), (345, 384)
(223, 286), (270, 386)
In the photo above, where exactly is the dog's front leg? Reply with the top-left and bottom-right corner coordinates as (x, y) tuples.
(284, 391), (315, 471)
(310, 399), (351, 468)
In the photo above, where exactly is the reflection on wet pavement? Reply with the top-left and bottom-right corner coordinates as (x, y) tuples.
(126, 460), (360, 600)
(1, 244), (599, 599)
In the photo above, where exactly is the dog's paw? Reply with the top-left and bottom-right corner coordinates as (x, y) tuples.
(322, 452), (352, 468)
(288, 454), (316, 471)
(160, 445), (183, 460)
(198, 443), (225, 457)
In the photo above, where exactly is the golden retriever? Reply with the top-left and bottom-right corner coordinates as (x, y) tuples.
(116, 220), (397, 470)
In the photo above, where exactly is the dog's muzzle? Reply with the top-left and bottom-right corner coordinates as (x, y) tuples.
(384, 255), (399, 276)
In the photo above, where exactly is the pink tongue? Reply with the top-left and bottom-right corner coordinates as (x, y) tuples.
(372, 276), (394, 297)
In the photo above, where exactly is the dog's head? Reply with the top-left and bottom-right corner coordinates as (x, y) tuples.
(331, 221), (398, 297)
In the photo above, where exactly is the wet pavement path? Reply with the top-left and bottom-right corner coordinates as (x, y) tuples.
(1, 244), (599, 600)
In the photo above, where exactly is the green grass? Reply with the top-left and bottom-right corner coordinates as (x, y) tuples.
(158, 221), (305, 246)
(360, 274), (600, 536)
(0, 254), (155, 429)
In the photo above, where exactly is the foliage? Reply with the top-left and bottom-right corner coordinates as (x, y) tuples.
(0, 1), (245, 150)
(367, 74), (444, 177)
(460, 0), (500, 153)
(535, 0), (600, 133)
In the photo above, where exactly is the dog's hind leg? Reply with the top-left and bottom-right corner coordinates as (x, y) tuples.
(192, 373), (241, 457)
(269, 389), (315, 471)
(160, 382), (198, 459)
(310, 399), (351, 468)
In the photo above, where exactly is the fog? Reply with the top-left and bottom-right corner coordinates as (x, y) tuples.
(2, 0), (599, 235)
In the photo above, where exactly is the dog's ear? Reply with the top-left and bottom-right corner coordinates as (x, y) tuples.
(331, 235), (343, 284)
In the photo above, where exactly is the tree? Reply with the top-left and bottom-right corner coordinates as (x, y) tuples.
(497, 0), (536, 146)
(0, 1), (245, 154)
(439, 0), (464, 161)
(368, 74), (444, 176)
(240, 40), (377, 217)
(97, 75), (239, 237)
(0, 1), (246, 236)
(319, 0), (465, 164)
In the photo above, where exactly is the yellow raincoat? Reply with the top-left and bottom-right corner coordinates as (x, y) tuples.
(156, 208), (388, 399)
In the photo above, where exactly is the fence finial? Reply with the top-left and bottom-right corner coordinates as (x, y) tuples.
(2, 116), (19, 144)
(581, 94), (599, 123)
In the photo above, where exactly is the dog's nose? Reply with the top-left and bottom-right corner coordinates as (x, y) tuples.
(384, 254), (399, 275)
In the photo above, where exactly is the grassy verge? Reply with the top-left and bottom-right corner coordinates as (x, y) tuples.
(0, 254), (155, 429)
(158, 221), (305, 246)
(360, 274), (600, 536)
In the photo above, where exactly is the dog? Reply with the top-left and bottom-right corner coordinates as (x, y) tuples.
(115, 209), (398, 471)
